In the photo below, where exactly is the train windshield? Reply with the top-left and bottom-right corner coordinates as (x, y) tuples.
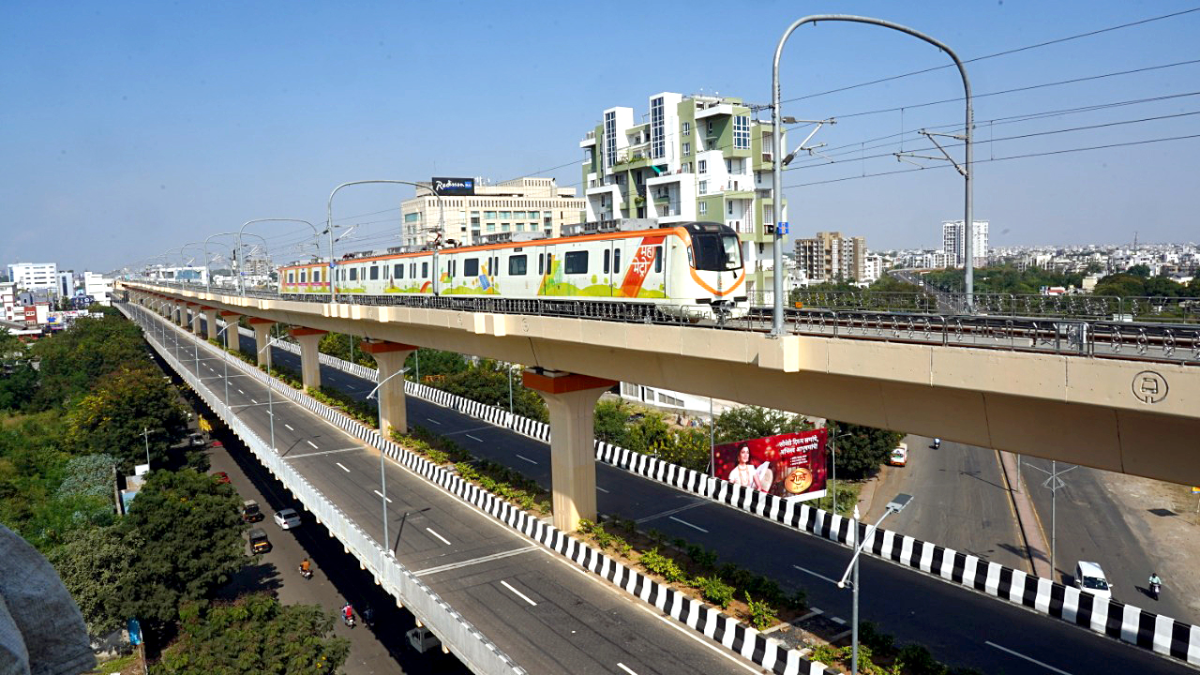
(692, 233), (742, 271)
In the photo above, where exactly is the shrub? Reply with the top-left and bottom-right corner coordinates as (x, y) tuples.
(696, 576), (734, 609)
(897, 643), (943, 675)
(859, 621), (895, 657)
(744, 592), (777, 630)
(640, 548), (685, 583)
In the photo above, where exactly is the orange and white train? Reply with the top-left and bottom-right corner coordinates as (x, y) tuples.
(278, 221), (748, 321)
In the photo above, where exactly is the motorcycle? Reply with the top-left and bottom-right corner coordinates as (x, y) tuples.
(1150, 581), (1162, 601)
(932, 438), (942, 449)
(342, 606), (355, 628)
(299, 564), (313, 580)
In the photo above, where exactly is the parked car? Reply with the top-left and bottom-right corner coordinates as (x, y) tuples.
(1075, 561), (1113, 600)
(212, 471), (231, 484)
(274, 508), (301, 530)
(187, 432), (206, 447)
(241, 499), (263, 523)
(249, 528), (271, 554)
(888, 443), (909, 467)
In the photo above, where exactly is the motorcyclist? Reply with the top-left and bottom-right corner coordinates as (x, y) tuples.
(362, 605), (374, 626)
(933, 438), (942, 449)
(342, 603), (354, 624)
(1149, 572), (1163, 587)
(300, 559), (311, 574)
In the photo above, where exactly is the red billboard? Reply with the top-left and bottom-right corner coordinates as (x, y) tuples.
(713, 429), (828, 502)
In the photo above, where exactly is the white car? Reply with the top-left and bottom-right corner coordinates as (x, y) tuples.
(1075, 561), (1113, 600)
(273, 508), (301, 530)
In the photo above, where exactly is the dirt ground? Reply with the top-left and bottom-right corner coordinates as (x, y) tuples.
(1098, 471), (1200, 620)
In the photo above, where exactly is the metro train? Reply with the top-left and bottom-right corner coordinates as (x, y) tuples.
(278, 221), (748, 320)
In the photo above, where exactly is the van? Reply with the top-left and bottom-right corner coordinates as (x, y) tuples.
(406, 626), (441, 654)
(1075, 561), (1112, 600)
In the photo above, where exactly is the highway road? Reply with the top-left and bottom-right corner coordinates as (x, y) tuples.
(864, 439), (1028, 573)
(142, 309), (761, 675)
(174, 314), (1196, 674)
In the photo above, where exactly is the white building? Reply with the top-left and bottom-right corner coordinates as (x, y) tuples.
(0, 282), (16, 322)
(7, 262), (58, 292)
(400, 177), (584, 249)
(861, 254), (884, 285)
(941, 220), (989, 269)
(83, 272), (113, 306)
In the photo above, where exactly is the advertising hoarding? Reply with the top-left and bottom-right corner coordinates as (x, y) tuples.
(712, 429), (827, 501)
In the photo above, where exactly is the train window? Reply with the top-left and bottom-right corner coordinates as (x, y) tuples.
(614, 249), (621, 272)
(509, 255), (527, 276)
(421, 262), (428, 277)
(370, 266), (379, 280)
(565, 251), (588, 275)
(287, 271), (295, 283)
(394, 263), (403, 279)
(538, 253), (544, 275)
(654, 246), (662, 273)
(464, 258), (479, 277)
(313, 270), (321, 283)
(603, 250), (610, 274)
(300, 271), (307, 283)
(349, 268), (358, 281)
(693, 233), (742, 271)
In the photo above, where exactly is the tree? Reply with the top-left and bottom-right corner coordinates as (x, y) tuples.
(1127, 263), (1151, 278)
(0, 363), (39, 411)
(440, 364), (548, 422)
(121, 469), (245, 633)
(593, 399), (632, 447)
(48, 525), (141, 638)
(713, 405), (811, 445)
(66, 366), (190, 473)
(652, 428), (711, 472)
(404, 348), (468, 381)
(30, 313), (148, 410)
(159, 594), (349, 675)
(318, 332), (376, 369)
(626, 412), (672, 455)
(827, 421), (905, 479)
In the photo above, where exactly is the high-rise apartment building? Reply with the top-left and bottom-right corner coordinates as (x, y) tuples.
(579, 92), (787, 302)
(794, 232), (866, 283)
(400, 177), (584, 249)
(941, 220), (989, 268)
(6, 262), (58, 292)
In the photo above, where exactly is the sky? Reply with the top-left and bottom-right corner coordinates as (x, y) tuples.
(1, 1), (1198, 272)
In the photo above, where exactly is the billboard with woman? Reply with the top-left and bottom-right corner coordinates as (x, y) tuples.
(712, 429), (828, 501)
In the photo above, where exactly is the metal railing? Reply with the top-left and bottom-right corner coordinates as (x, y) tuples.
(123, 280), (1200, 365)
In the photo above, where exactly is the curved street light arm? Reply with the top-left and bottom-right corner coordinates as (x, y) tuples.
(237, 218), (319, 295)
(772, 14), (975, 335)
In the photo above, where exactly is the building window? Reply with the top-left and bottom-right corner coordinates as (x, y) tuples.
(707, 120), (714, 134)
(565, 251), (588, 275)
(699, 202), (708, 215)
(651, 96), (666, 159)
(509, 255), (527, 276)
(605, 110), (617, 168)
(500, 211), (511, 220)
(487, 223), (496, 232)
(698, 180), (708, 196)
(728, 201), (734, 215)
(484, 211), (497, 219)
(698, 159), (707, 174)
(734, 115), (750, 149)
(682, 121), (691, 136)
(755, 171), (761, 183)
(683, 142), (690, 156)
(502, 223), (511, 232)
(464, 259), (479, 277)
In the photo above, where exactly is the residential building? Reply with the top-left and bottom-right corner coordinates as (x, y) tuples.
(243, 255), (273, 277)
(400, 177), (584, 249)
(861, 254), (884, 285)
(0, 282), (16, 322)
(579, 92), (787, 303)
(794, 232), (866, 283)
(7, 262), (58, 292)
(57, 270), (75, 298)
(941, 220), (989, 268)
(83, 272), (113, 306)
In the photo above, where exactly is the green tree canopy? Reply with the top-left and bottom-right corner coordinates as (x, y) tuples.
(48, 525), (141, 638)
(404, 347), (468, 380)
(159, 594), (349, 675)
(66, 366), (190, 473)
(0, 363), (39, 411)
(439, 363), (548, 422)
(713, 405), (812, 445)
(827, 421), (905, 479)
(29, 313), (149, 410)
(318, 332), (377, 369)
(121, 469), (245, 632)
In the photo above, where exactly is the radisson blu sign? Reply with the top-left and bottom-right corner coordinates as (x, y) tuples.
(432, 177), (475, 196)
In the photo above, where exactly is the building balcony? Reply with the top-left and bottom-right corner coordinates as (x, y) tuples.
(579, 132), (596, 148)
(696, 103), (735, 120)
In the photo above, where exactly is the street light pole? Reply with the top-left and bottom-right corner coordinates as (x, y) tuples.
(366, 368), (410, 557)
(838, 493), (914, 675)
(257, 337), (281, 452)
(237, 218), (319, 295)
(773, 15), (975, 325)
(142, 427), (151, 469)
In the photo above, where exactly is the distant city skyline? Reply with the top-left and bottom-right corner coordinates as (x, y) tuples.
(2, 2), (1197, 271)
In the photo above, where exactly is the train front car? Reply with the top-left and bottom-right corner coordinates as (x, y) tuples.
(671, 222), (748, 322)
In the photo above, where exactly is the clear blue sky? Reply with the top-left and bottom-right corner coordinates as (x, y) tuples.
(2, 1), (1197, 272)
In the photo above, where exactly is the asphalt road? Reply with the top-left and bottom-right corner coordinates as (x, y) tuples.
(146, 310), (759, 675)
(178, 314), (1195, 674)
(865, 438), (1028, 572)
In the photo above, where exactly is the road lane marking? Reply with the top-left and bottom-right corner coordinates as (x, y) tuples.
(635, 500), (705, 524)
(617, 665), (638, 675)
(238, 389), (244, 394)
(443, 425), (497, 436)
(414, 546), (538, 577)
(794, 565), (840, 585)
(516, 454), (538, 465)
(425, 528), (451, 546)
(465, 434), (483, 443)
(669, 515), (708, 533)
(307, 441), (319, 449)
(500, 580), (537, 607)
(597, 486), (610, 494)
(425, 418), (442, 425)
(284, 447), (362, 460)
(284, 424), (294, 431)
(985, 642), (1073, 674)
(373, 490), (393, 503)
(335, 462), (350, 473)
(251, 398), (258, 404)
